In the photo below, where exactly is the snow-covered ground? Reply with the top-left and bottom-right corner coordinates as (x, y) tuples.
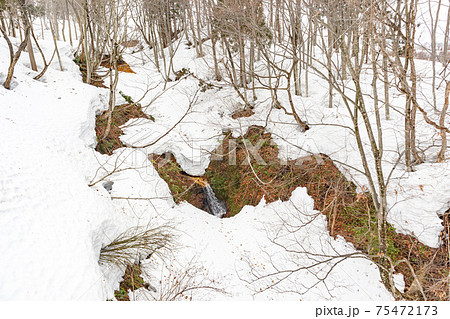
(1, 13), (448, 300)
(0, 37), (126, 299)
(120, 39), (448, 248)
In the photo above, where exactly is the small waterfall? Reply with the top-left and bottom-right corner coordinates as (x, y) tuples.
(203, 184), (227, 218)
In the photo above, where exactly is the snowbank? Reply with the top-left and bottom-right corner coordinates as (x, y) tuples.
(0, 38), (127, 300)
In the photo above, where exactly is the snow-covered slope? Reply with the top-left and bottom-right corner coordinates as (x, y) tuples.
(0, 35), (393, 300)
(0, 38), (128, 300)
(1, 11), (448, 299)
(119, 39), (448, 248)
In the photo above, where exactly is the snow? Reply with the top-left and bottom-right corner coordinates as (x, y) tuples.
(0, 7), (448, 300)
(123, 188), (392, 301)
(393, 273), (406, 293)
(121, 45), (448, 247)
(0, 38), (126, 300)
(117, 29), (449, 249)
(416, 0), (450, 49)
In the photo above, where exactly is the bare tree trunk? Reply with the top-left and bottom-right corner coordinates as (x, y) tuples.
(223, 37), (238, 88)
(102, 0), (120, 140)
(31, 26), (54, 80)
(211, 35), (221, 81)
(238, 33), (246, 88)
(3, 25), (30, 89)
(103, 55), (119, 140)
(393, 0), (402, 57)
(0, 10), (7, 37)
(66, 0), (73, 46)
(9, 14), (16, 37)
(397, 0), (422, 171)
(249, 39), (256, 100)
(195, 0), (204, 57)
(0, 18), (14, 63)
(443, 5), (450, 65)
(19, 1), (37, 72)
(410, 54), (423, 164)
(40, 16), (44, 40)
(50, 20), (63, 71)
(429, 0), (441, 111)
(381, 0), (390, 120)
(62, 7), (67, 42)
(151, 26), (160, 71)
(327, 29), (333, 108)
(207, 0), (221, 81)
(408, 0), (423, 165)
(27, 38), (37, 70)
(405, 97), (413, 171)
(73, 9), (78, 40)
(437, 82), (450, 162)
(274, 0), (281, 43)
(187, 1), (200, 57)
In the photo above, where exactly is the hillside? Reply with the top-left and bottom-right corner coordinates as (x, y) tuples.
(0, 0), (449, 302)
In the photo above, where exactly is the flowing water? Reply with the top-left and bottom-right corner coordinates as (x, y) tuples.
(203, 184), (227, 218)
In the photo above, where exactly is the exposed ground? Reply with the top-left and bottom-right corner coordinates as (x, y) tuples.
(148, 126), (449, 301)
(100, 57), (136, 74)
(74, 56), (136, 88)
(89, 53), (449, 299)
(114, 264), (146, 301)
(231, 107), (255, 119)
(95, 101), (149, 155)
(150, 153), (206, 210)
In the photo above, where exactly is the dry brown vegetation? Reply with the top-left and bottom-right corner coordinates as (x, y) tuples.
(153, 126), (448, 300)
(150, 153), (206, 210)
(114, 264), (146, 301)
(95, 103), (149, 155)
(100, 57), (136, 74)
(231, 107), (255, 119)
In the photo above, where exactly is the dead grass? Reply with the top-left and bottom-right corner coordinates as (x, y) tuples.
(100, 225), (173, 301)
(74, 56), (135, 88)
(150, 153), (206, 210)
(231, 107), (255, 119)
(151, 125), (448, 300)
(100, 57), (136, 74)
(73, 56), (107, 88)
(114, 264), (146, 301)
(121, 40), (139, 48)
(206, 126), (334, 216)
(95, 103), (149, 155)
(99, 226), (172, 267)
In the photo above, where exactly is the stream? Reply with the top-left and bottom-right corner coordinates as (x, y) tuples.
(202, 183), (227, 218)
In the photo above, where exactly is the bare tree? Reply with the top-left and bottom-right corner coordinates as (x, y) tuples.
(1, 0), (31, 89)
(437, 81), (450, 162)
